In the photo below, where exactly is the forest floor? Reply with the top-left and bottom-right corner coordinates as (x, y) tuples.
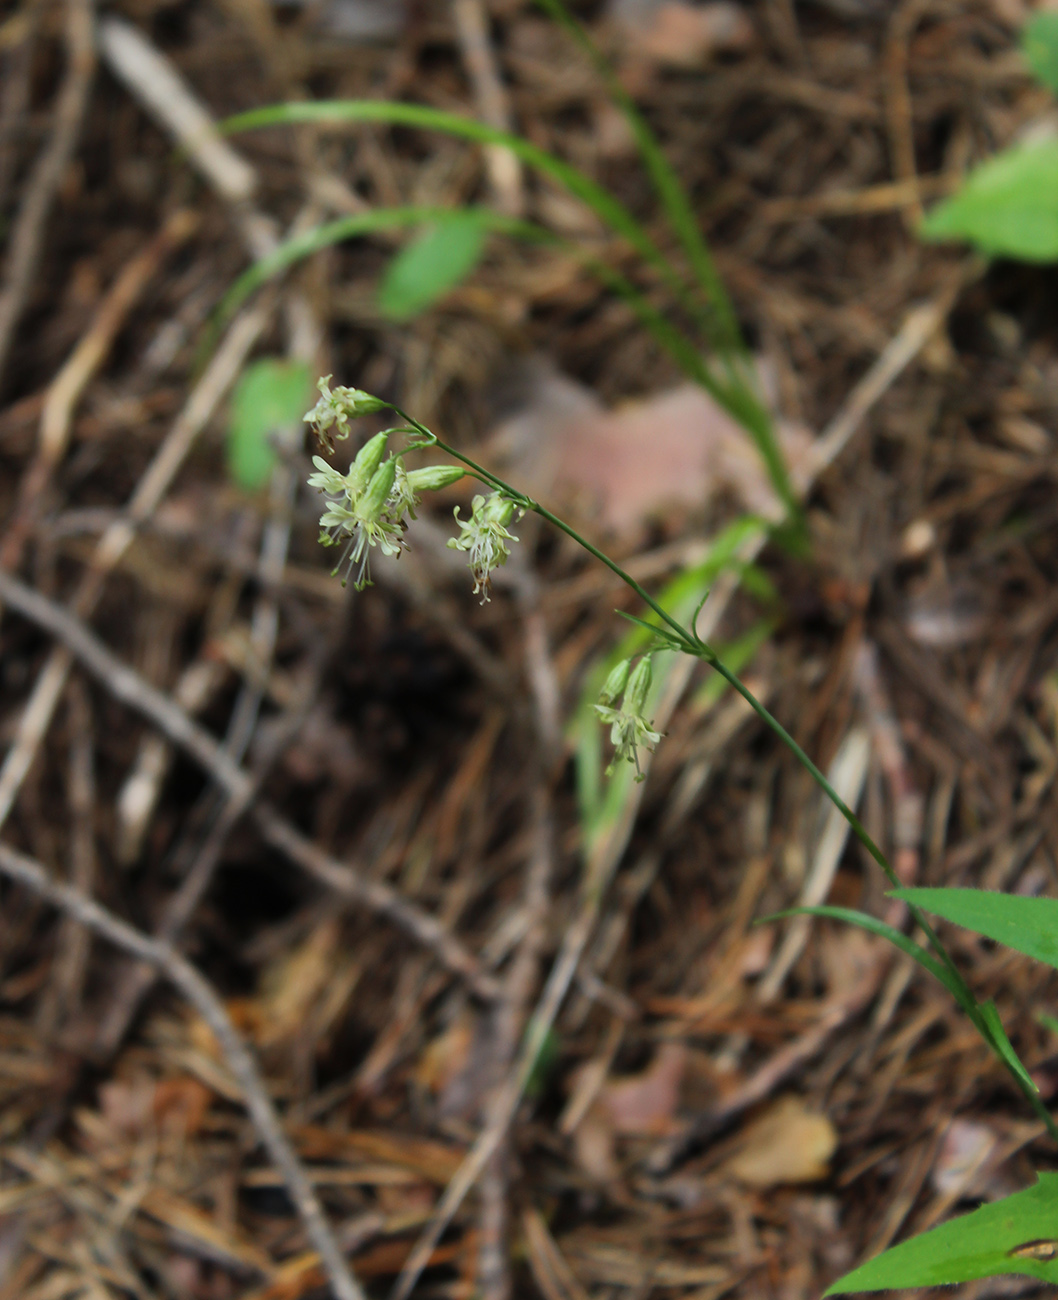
(2, 2), (1058, 1299)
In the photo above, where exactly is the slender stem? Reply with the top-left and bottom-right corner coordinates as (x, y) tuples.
(384, 405), (1055, 1140)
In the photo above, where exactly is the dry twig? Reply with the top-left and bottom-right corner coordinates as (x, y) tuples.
(0, 0), (96, 391)
(0, 305), (270, 836)
(0, 208), (198, 572)
(453, 0), (524, 216)
(0, 566), (499, 1001)
(0, 838), (366, 1300)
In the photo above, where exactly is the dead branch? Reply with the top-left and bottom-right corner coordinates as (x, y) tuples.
(0, 0), (96, 391)
(0, 566), (499, 1001)
(0, 838), (366, 1300)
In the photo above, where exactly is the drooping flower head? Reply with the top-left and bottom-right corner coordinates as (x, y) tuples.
(593, 655), (662, 781)
(304, 376), (388, 452)
(308, 424), (466, 590)
(447, 491), (520, 602)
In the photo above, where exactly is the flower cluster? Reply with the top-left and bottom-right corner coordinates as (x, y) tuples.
(593, 656), (662, 781)
(307, 434), (463, 590)
(304, 375), (388, 452)
(447, 492), (520, 602)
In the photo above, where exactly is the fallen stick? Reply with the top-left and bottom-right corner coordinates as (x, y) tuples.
(0, 838), (365, 1300)
(0, 567), (499, 1002)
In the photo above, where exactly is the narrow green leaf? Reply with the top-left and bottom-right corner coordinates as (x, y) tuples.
(377, 215), (488, 320)
(612, 610), (687, 650)
(1024, 12), (1058, 95)
(227, 359), (310, 491)
(763, 905), (976, 1012)
(223, 99), (800, 528)
(523, 1025), (561, 1100)
(979, 999), (1037, 1095)
(920, 141), (1058, 262)
(531, 0), (741, 348)
(827, 1173), (1058, 1292)
(892, 887), (1058, 971)
(212, 206), (546, 338)
(223, 100), (693, 314)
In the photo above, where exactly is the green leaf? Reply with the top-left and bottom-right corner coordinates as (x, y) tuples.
(920, 141), (1058, 262)
(827, 1173), (1058, 1292)
(892, 887), (1058, 972)
(978, 998), (1038, 1095)
(612, 610), (686, 650)
(523, 1025), (561, 1100)
(223, 99), (799, 530)
(762, 905), (977, 1015)
(376, 215), (488, 321)
(1024, 12), (1058, 95)
(227, 359), (310, 491)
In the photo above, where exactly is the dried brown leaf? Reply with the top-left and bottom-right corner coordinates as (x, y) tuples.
(723, 1095), (837, 1186)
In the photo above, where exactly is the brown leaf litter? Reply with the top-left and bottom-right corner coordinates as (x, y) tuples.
(2, 3), (1058, 1300)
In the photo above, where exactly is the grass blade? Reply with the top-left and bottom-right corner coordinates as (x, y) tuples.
(222, 99), (799, 523)
(531, 0), (741, 348)
(223, 100), (695, 320)
(763, 905), (976, 1014)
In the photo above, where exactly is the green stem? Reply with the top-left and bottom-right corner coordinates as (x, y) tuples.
(384, 404), (1050, 1139)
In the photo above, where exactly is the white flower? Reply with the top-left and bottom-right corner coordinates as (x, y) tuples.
(322, 457), (406, 590)
(447, 492), (519, 602)
(307, 455), (348, 496)
(304, 376), (387, 450)
(593, 656), (661, 781)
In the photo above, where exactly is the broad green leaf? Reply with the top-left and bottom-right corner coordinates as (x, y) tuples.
(827, 1173), (1058, 1293)
(1025, 12), (1058, 95)
(227, 359), (310, 491)
(377, 215), (488, 321)
(920, 141), (1058, 262)
(892, 887), (1058, 971)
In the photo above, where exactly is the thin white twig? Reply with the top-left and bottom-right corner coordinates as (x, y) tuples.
(0, 838), (366, 1300)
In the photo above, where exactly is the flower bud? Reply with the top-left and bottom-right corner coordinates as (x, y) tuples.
(406, 465), (465, 493)
(483, 493), (517, 527)
(624, 656), (653, 715)
(339, 388), (388, 417)
(360, 456), (397, 521)
(598, 658), (632, 707)
(345, 432), (389, 499)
